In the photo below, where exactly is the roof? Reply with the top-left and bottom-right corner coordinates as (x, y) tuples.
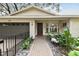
(0, 5), (79, 20)
(0, 15), (79, 19)
(9, 5), (59, 16)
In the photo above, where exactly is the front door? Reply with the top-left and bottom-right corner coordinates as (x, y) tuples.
(37, 23), (43, 36)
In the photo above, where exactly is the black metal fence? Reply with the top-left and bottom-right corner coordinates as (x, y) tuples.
(0, 32), (29, 56)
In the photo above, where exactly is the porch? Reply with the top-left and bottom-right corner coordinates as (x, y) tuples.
(31, 19), (69, 39)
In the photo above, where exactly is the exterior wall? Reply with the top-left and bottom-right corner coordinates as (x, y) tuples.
(58, 20), (69, 33)
(69, 18), (79, 37)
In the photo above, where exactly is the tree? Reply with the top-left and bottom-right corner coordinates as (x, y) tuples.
(0, 3), (60, 16)
(53, 3), (60, 12)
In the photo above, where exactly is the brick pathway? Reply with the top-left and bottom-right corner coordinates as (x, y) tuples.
(28, 36), (53, 56)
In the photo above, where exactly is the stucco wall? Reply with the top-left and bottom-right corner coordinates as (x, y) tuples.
(58, 20), (69, 33)
(69, 18), (79, 37)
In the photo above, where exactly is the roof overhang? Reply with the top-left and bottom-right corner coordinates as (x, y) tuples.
(0, 15), (79, 19)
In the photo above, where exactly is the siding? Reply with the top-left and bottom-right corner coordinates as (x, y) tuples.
(70, 19), (79, 37)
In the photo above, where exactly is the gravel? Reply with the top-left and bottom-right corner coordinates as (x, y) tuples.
(47, 39), (66, 56)
(16, 49), (29, 56)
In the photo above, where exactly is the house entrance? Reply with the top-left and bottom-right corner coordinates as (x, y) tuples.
(37, 23), (43, 36)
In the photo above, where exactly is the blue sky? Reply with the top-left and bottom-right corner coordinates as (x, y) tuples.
(60, 3), (79, 15)
(60, 3), (79, 11)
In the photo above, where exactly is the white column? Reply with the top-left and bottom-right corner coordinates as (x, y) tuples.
(43, 22), (46, 35)
(30, 21), (35, 39)
(57, 24), (59, 33)
(48, 23), (50, 33)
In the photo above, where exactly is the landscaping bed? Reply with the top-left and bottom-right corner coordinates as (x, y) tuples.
(47, 38), (66, 56)
(47, 27), (79, 56)
(16, 36), (33, 56)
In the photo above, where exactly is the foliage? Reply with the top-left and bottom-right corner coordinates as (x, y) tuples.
(47, 32), (52, 40)
(0, 3), (60, 16)
(74, 46), (79, 51)
(68, 50), (79, 56)
(47, 27), (79, 55)
(53, 27), (76, 51)
(74, 38), (79, 47)
(22, 36), (33, 49)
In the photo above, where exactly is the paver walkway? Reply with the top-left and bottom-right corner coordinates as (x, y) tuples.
(28, 36), (53, 56)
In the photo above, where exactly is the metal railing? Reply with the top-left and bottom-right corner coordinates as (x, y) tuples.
(0, 32), (29, 56)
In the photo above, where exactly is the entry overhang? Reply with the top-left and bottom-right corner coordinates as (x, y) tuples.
(0, 15), (79, 19)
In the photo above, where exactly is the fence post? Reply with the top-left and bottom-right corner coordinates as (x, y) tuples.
(15, 36), (16, 55)
(0, 49), (2, 56)
(6, 48), (8, 56)
(3, 40), (4, 54)
(6, 37), (8, 56)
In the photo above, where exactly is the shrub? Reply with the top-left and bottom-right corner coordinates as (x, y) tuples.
(68, 50), (79, 56)
(22, 40), (30, 49)
(47, 32), (52, 40)
(74, 46), (79, 51)
(22, 37), (32, 49)
(53, 27), (76, 51)
(74, 38), (79, 47)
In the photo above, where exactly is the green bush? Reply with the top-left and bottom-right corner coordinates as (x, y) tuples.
(22, 40), (30, 49)
(68, 50), (79, 56)
(74, 38), (79, 47)
(22, 37), (32, 49)
(47, 32), (52, 40)
(54, 27), (76, 51)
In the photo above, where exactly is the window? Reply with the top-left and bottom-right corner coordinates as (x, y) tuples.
(50, 24), (57, 33)
(46, 23), (58, 33)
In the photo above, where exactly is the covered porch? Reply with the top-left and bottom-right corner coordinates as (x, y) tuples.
(31, 18), (69, 39)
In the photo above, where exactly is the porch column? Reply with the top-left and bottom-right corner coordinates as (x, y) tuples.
(43, 23), (46, 35)
(57, 22), (60, 33)
(30, 21), (35, 39)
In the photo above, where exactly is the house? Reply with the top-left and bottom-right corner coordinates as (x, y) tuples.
(0, 5), (79, 39)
